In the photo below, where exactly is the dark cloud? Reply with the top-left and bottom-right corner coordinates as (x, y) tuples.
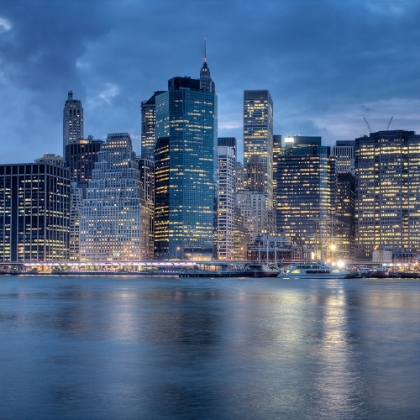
(1, 0), (420, 162)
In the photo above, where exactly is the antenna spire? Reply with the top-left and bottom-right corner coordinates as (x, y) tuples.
(204, 38), (207, 63)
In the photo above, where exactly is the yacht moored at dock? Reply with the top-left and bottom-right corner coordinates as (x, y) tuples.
(277, 261), (348, 279)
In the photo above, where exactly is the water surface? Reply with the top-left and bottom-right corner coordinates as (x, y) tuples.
(1, 275), (419, 419)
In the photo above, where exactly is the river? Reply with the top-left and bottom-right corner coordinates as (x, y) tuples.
(0, 275), (419, 419)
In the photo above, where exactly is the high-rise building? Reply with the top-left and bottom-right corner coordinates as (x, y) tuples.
(199, 41), (215, 93)
(217, 145), (236, 260)
(274, 143), (336, 259)
(79, 133), (148, 262)
(355, 130), (420, 259)
(236, 190), (267, 242)
(65, 136), (103, 184)
(218, 137), (237, 158)
(235, 162), (246, 192)
(141, 91), (166, 158)
(0, 163), (70, 262)
(65, 136), (103, 261)
(332, 140), (355, 174)
(245, 155), (265, 193)
(138, 156), (155, 259)
(154, 60), (217, 260)
(63, 91), (84, 158)
(243, 90), (273, 209)
(335, 172), (355, 261)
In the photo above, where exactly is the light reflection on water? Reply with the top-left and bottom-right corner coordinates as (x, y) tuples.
(0, 276), (419, 419)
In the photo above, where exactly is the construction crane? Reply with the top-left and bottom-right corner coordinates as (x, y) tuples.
(363, 117), (372, 134)
(386, 116), (393, 130)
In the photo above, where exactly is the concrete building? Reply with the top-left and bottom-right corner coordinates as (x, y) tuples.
(217, 145), (236, 260)
(236, 190), (267, 242)
(79, 133), (147, 262)
(63, 91), (84, 158)
(65, 136), (103, 261)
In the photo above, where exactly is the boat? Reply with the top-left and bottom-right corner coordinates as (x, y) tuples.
(277, 261), (348, 279)
(243, 263), (280, 278)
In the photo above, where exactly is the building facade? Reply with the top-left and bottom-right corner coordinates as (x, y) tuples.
(355, 130), (420, 259)
(275, 144), (336, 259)
(141, 91), (166, 158)
(243, 90), (274, 209)
(65, 136), (103, 261)
(236, 190), (267, 242)
(217, 145), (236, 260)
(154, 67), (217, 260)
(0, 163), (70, 262)
(63, 91), (84, 158)
(138, 156), (155, 260)
(332, 140), (355, 174)
(79, 133), (147, 262)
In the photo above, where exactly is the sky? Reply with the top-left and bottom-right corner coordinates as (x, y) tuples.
(1, 0), (420, 163)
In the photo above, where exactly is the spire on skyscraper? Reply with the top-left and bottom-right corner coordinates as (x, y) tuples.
(200, 38), (215, 93)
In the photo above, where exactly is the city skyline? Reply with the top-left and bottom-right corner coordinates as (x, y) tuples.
(1, 1), (420, 163)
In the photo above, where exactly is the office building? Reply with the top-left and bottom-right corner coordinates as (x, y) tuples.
(218, 137), (237, 158)
(217, 145), (236, 260)
(65, 136), (103, 184)
(0, 163), (70, 262)
(138, 156), (155, 259)
(65, 136), (103, 261)
(275, 143), (336, 259)
(243, 90), (274, 209)
(236, 190), (267, 242)
(355, 130), (420, 259)
(79, 133), (147, 262)
(141, 91), (166, 158)
(154, 60), (217, 260)
(63, 91), (84, 158)
(332, 140), (355, 174)
(335, 173), (355, 261)
(235, 162), (246, 192)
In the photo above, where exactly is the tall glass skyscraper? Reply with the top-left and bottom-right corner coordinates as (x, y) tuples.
(79, 133), (148, 262)
(154, 59), (217, 260)
(141, 91), (166, 158)
(243, 90), (273, 209)
(63, 91), (84, 158)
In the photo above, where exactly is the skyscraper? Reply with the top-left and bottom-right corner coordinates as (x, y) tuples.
(79, 133), (148, 262)
(65, 136), (103, 261)
(274, 142), (336, 259)
(154, 59), (217, 260)
(217, 145), (236, 260)
(141, 91), (166, 158)
(243, 90), (273, 209)
(199, 40), (215, 93)
(0, 163), (70, 262)
(63, 91), (84, 158)
(332, 140), (355, 174)
(355, 130), (420, 259)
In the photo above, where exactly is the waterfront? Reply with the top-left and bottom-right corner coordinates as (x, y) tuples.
(1, 276), (420, 419)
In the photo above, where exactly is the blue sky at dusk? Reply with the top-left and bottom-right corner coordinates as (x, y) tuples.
(1, 0), (420, 162)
